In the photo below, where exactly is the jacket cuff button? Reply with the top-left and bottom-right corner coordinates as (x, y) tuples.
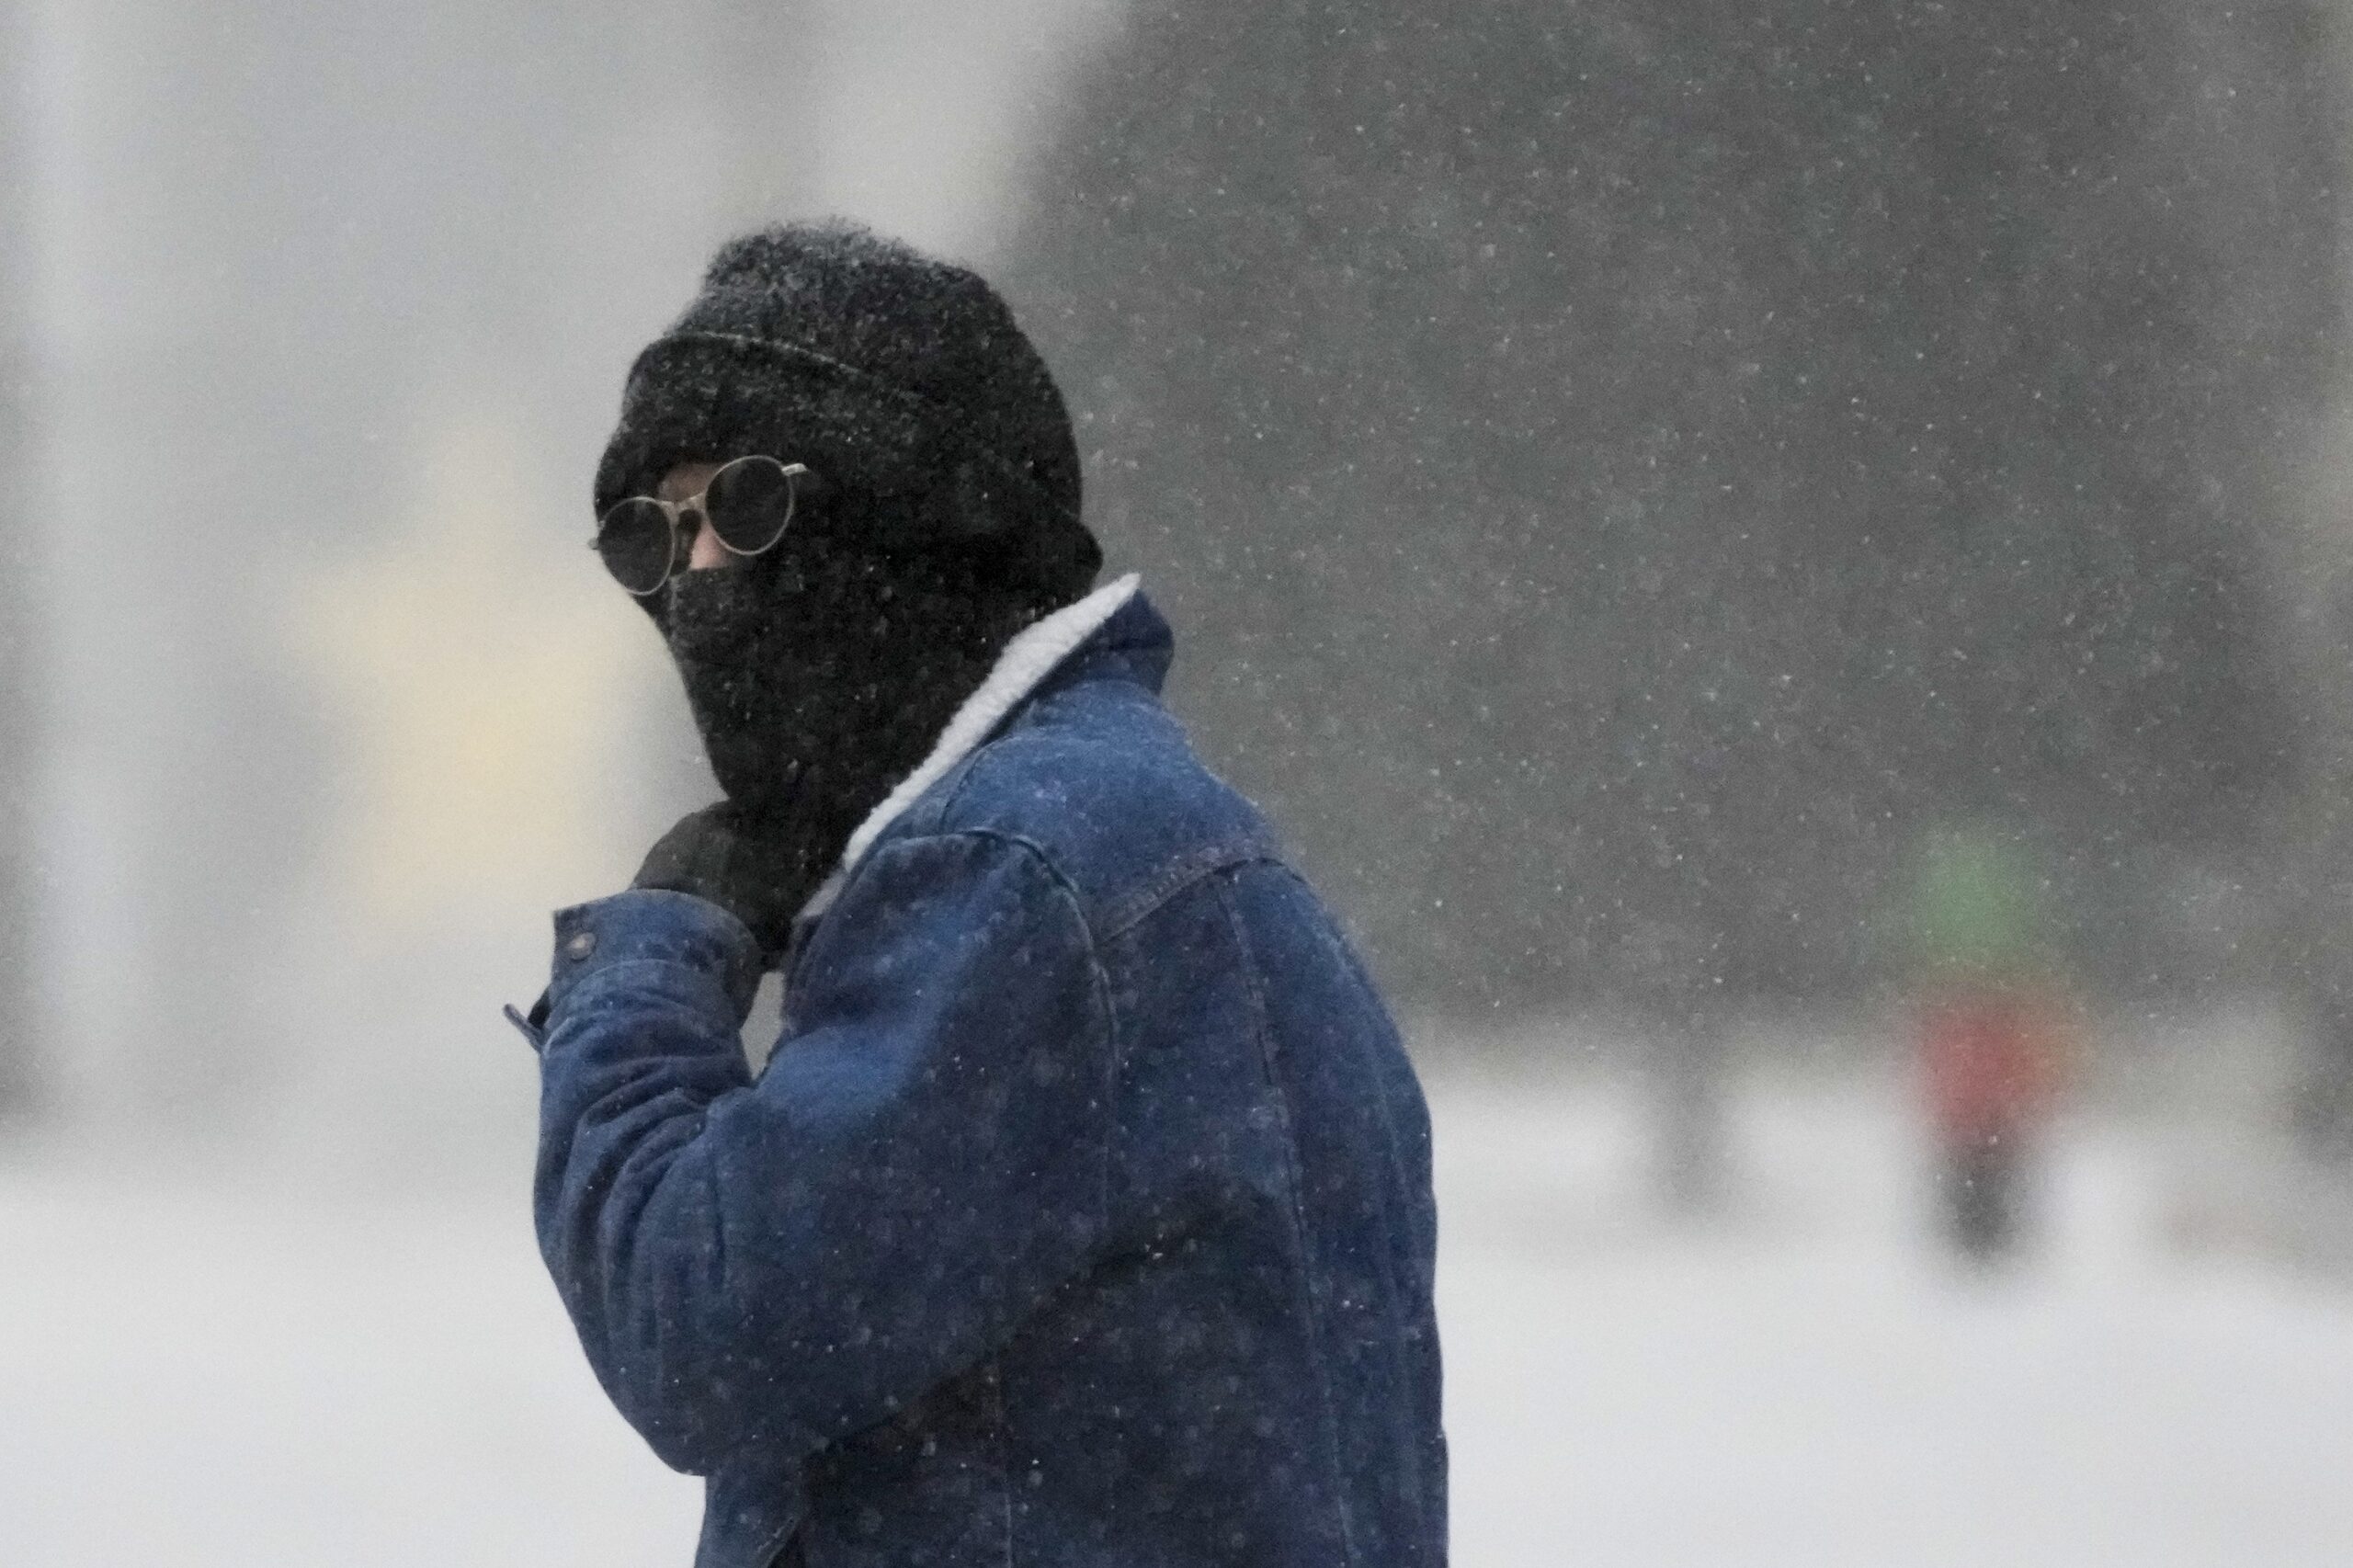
(563, 930), (597, 960)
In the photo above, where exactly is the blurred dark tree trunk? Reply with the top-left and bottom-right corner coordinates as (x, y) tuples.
(1004, 1), (2347, 1016)
(0, 0), (37, 1115)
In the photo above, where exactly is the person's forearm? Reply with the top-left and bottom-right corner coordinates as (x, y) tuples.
(532, 888), (766, 1471)
(530, 835), (1117, 1474)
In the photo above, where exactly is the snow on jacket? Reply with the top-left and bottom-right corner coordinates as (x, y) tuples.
(516, 578), (1449, 1568)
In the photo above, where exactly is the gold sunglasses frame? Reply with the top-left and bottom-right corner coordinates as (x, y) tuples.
(592, 456), (815, 596)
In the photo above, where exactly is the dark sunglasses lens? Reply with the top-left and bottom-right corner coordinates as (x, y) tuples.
(596, 499), (675, 594)
(704, 456), (798, 554)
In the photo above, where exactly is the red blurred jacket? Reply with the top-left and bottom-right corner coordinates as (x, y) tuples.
(1919, 989), (2064, 1142)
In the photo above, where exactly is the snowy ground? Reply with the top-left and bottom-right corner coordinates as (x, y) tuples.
(1437, 1065), (2353, 1568)
(5, 1062), (2352, 1566)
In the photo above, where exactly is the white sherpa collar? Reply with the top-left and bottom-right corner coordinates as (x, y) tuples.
(797, 572), (1142, 920)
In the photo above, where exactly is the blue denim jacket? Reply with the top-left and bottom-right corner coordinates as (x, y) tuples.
(521, 585), (1447, 1568)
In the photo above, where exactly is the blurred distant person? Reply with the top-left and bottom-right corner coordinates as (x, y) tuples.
(1906, 824), (2069, 1262)
(506, 223), (1447, 1568)
(1919, 985), (2066, 1257)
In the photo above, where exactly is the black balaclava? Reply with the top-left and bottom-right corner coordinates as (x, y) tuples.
(598, 222), (1102, 909)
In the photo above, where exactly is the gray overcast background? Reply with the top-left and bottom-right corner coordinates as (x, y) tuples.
(9, 2), (2352, 1149)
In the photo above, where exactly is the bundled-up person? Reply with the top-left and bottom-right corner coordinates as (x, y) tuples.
(1904, 823), (2070, 1261)
(511, 222), (1448, 1568)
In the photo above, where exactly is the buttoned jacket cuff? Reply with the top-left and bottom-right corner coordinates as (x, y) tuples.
(536, 888), (763, 1036)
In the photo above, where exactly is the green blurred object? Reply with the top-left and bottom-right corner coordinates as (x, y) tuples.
(1910, 824), (2045, 983)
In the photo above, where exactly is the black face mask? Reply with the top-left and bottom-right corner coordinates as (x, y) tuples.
(657, 523), (1030, 909)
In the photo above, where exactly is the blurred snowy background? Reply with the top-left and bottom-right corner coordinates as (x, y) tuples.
(7, 2), (2353, 1563)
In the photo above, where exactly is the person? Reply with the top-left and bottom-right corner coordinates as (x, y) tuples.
(1904, 823), (2068, 1262)
(508, 222), (1448, 1568)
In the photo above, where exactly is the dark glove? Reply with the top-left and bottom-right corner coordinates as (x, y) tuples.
(631, 801), (830, 962)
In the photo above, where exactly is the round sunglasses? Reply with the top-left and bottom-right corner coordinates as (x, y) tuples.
(592, 455), (822, 596)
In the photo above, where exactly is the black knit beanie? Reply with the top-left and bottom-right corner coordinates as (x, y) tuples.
(595, 221), (1098, 603)
(598, 222), (1101, 923)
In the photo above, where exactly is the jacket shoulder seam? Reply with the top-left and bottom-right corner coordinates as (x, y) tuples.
(1099, 837), (1283, 940)
(914, 717), (1280, 941)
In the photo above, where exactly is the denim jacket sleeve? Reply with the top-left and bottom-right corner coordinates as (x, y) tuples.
(531, 831), (1112, 1475)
